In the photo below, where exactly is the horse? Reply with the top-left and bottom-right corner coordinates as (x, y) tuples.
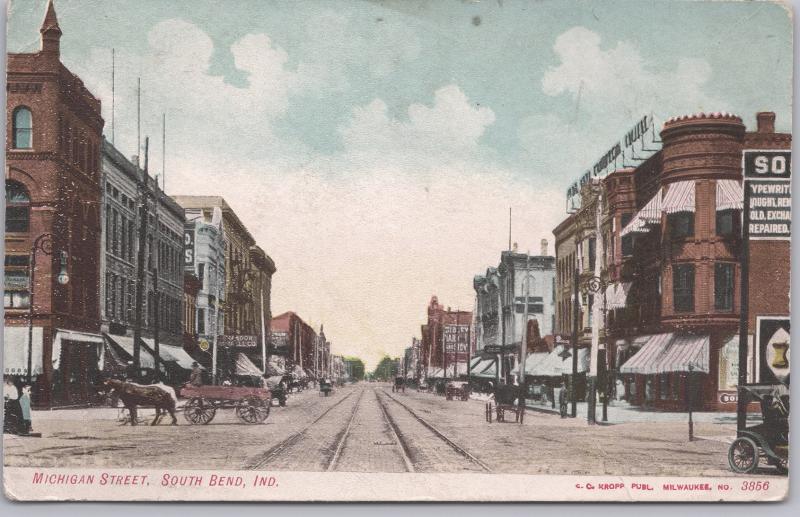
(103, 379), (177, 426)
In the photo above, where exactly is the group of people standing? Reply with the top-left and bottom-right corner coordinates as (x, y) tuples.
(3, 377), (34, 435)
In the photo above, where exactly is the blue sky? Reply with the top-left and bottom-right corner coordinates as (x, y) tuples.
(6, 0), (792, 368)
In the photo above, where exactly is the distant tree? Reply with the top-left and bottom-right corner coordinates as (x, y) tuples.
(343, 357), (365, 380)
(372, 356), (399, 381)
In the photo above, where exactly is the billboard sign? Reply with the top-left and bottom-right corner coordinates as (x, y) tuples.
(219, 335), (258, 348)
(755, 316), (790, 385)
(743, 150), (791, 240)
(444, 324), (470, 362)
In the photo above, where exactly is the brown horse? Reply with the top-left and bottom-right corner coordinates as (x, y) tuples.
(104, 379), (177, 426)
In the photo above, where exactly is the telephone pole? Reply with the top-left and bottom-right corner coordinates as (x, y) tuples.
(132, 138), (150, 373)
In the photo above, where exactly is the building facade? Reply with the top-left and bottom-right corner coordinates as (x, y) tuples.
(100, 140), (186, 356)
(553, 111), (790, 411)
(270, 311), (323, 377)
(171, 196), (274, 343)
(419, 296), (472, 378)
(179, 204), (226, 362)
(4, 1), (105, 407)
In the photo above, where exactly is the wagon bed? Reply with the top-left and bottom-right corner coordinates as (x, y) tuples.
(180, 385), (272, 425)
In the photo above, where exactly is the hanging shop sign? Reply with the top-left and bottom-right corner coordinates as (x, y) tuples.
(566, 114), (653, 212)
(743, 150), (791, 240)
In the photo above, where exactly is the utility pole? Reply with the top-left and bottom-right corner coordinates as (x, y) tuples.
(571, 267), (579, 418)
(132, 138), (149, 373)
(519, 255), (531, 415)
(260, 287), (267, 374)
(152, 170), (161, 383)
(588, 186), (604, 425)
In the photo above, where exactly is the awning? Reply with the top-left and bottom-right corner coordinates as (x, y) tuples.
(469, 355), (483, 370)
(159, 344), (201, 371)
(716, 179), (743, 211)
(621, 191), (662, 236)
(662, 181), (695, 214)
(469, 357), (497, 378)
(235, 353), (263, 377)
(653, 334), (709, 374)
(292, 364), (307, 379)
(267, 357), (286, 376)
(528, 346), (589, 376)
(427, 367), (444, 378)
(619, 333), (673, 374)
(510, 352), (549, 376)
(3, 326), (44, 376)
(103, 334), (158, 369)
(52, 329), (104, 371)
(620, 333), (709, 374)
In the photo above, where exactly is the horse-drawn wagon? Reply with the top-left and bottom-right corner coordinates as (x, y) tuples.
(445, 381), (469, 401)
(485, 384), (524, 423)
(181, 385), (271, 424)
(392, 376), (405, 393)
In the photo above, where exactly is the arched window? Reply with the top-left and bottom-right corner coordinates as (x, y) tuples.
(12, 107), (33, 149)
(5, 180), (30, 233)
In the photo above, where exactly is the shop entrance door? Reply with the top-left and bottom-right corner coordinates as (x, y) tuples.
(58, 341), (99, 406)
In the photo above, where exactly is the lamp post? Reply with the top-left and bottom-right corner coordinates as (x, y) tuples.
(27, 233), (69, 386)
(687, 363), (695, 441)
(581, 274), (608, 424)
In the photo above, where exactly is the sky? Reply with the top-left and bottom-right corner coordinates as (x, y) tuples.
(6, 0), (793, 369)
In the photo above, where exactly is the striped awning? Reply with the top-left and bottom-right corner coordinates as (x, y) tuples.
(619, 333), (674, 375)
(621, 192), (662, 236)
(653, 334), (709, 374)
(620, 333), (710, 374)
(527, 346), (589, 377)
(236, 353), (263, 377)
(716, 179), (743, 211)
(662, 181), (695, 214)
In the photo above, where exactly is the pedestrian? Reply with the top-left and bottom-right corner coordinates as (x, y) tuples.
(19, 385), (32, 435)
(558, 380), (568, 418)
(188, 362), (203, 387)
(3, 377), (22, 434)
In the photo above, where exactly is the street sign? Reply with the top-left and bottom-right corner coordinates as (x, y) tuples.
(219, 335), (258, 348)
(743, 150), (791, 240)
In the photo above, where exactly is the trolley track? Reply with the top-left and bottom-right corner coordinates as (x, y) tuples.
(378, 389), (492, 473)
(326, 388), (366, 471)
(244, 388), (361, 470)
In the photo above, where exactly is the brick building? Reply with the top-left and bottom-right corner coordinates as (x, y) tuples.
(270, 312), (326, 379)
(4, 1), (105, 407)
(420, 296), (472, 378)
(553, 111), (790, 411)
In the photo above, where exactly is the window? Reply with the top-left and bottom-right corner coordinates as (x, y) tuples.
(620, 213), (634, 256)
(715, 262), (735, 311)
(12, 107), (33, 149)
(5, 181), (30, 233)
(716, 209), (740, 237)
(588, 238), (596, 270)
(668, 212), (694, 239)
(672, 263), (695, 312)
(4, 255), (30, 308)
(198, 262), (206, 289)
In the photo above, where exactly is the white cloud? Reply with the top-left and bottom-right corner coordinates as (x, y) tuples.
(519, 26), (727, 193)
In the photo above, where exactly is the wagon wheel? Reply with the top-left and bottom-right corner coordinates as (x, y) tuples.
(183, 397), (217, 425)
(236, 397), (270, 424)
(728, 437), (759, 473)
(768, 456), (788, 474)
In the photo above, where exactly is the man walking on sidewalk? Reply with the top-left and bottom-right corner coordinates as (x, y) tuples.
(558, 380), (568, 418)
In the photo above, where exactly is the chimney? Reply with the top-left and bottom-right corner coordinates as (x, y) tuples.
(756, 112), (776, 134)
(512, 242), (518, 253)
(540, 239), (548, 256)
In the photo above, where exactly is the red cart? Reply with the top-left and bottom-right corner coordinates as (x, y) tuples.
(181, 385), (271, 425)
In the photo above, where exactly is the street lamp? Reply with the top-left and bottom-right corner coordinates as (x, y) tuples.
(581, 274), (608, 424)
(27, 233), (69, 386)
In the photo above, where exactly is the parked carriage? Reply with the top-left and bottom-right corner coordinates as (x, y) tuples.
(445, 381), (469, 401)
(181, 385), (271, 425)
(728, 384), (788, 474)
(485, 384), (524, 423)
